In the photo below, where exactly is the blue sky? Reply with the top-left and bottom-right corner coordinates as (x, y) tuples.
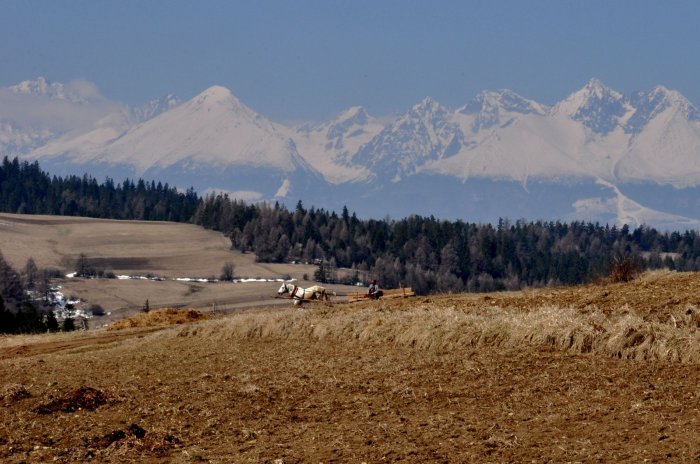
(2, 0), (700, 122)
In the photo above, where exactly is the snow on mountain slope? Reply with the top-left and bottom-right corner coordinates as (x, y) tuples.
(552, 78), (633, 135)
(626, 85), (700, 133)
(615, 87), (700, 187)
(35, 86), (304, 174)
(130, 94), (181, 122)
(31, 94), (183, 161)
(0, 77), (124, 156)
(10, 76), (99, 103)
(291, 106), (382, 183)
(30, 110), (134, 161)
(352, 97), (463, 181)
(9, 76), (700, 228)
(573, 178), (700, 229)
(19, 77), (700, 191)
(457, 89), (548, 132)
(426, 110), (591, 184)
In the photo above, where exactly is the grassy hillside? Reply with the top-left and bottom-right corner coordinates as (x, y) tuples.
(1, 270), (700, 462)
(0, 212), (307, 278)
(0, 213), (357, 323)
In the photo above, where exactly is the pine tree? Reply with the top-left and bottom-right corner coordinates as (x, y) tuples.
(62, 317), (76, 332)
(23, 257), (38, 289)
(46, 310), (59, 332)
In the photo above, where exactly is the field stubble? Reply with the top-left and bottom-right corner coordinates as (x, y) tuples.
(1, 270), (700, 462)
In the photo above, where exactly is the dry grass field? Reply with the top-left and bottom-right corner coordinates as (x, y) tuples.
(2, 270), (700, 462)
(0, 213), (358, 323)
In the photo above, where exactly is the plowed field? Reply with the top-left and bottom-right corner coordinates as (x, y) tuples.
(2, 270), (700, 462)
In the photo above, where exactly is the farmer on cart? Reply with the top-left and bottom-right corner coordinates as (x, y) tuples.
(368, 279), (383, 300)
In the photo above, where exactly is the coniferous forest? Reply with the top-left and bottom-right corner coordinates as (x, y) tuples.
(0, 156), (199, 221)
(4, 155), (700, 307)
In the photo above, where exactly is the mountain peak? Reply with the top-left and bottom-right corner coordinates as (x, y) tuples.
(412, 96), (441, 112)
(9, 76), (93, 103)
(324, 106), (373, 139)
(554, 78), (628, 134)
(458, 89), (546, 131)
(461, 89), (546, 114)
(198, 85), (233, 100)
(649, 84), (670, 96)
(336, 106), (369, 124)
(580, 78), (614, 98)
(406, 97), (448, 122)
(648, 85), (693, 109)
(626, 85), (700, 132)
(131, 94), (181, 122)
(188, 85), (250, 115)
(565, 78), (622, 106)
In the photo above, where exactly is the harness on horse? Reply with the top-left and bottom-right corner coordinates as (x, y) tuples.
(290, 284), (302, 300)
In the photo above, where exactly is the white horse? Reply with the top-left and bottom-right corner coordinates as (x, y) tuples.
(277, 282), (334, 305)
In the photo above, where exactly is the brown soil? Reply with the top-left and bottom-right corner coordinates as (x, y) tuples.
(33, 386), (109, 414)
(451, 269), (700, 322)
(0, 327), (163, 360)
(1, 271), (700, 462)
(106, 308), (213, 331)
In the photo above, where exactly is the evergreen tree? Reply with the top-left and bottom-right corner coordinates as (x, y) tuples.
(46, 311), (59, 332)
(23, 257), (39, 289)
(62, 317), (76, 332)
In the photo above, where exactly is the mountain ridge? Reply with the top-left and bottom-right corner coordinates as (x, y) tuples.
(5, 76), (700, 229)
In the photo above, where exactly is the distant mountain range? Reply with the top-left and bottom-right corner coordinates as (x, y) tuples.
(3, 76), (700, 229)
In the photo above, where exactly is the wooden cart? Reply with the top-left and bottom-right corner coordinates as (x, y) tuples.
(348, 287), (415, 302)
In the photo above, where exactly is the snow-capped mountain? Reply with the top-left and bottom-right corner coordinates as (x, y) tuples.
(552, 78), (632, 135)
(292, 106), (382, 184)
(131, 94), (181, 122)
(9, 76), (700, 229)
(0, 119), (53, 155)
(458, 89), (548, 132)
(0, 77), (119, 156)
(627, 85), (700, 134)
(0, 77), (175, 159)
(27, 84), (320, 201)
(616, 86), (700, 187)
(9, 76), (96, 103)
(353, 97), (464, 181)
(97, 86), (303, 173)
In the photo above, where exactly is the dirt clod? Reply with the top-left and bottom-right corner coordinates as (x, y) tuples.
(34, 386), (108, 414)
(90, 429), (126, 448)
(0, 383), (31, 402)
(128, 423), (146, 439)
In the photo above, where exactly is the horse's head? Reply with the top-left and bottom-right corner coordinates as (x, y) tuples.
(277, 282), (291, 295)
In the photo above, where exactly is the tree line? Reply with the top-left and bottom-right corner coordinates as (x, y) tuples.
(0, 156), (198, 221)
(4, 155), (700, 300)
(192, 197), (700, 294)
